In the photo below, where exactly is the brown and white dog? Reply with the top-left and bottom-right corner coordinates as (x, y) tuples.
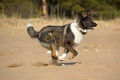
(27, 10), (97, 64)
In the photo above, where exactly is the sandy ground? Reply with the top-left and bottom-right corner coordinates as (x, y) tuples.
(0, 19), (120, 80)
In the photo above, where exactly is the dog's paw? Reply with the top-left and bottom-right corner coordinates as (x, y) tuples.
(58, 56), (64, 61)
(69, 57), (73, 60)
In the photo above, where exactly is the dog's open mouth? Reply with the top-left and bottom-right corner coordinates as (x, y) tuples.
(91, 27), (94, 30)
(86, 27), (94, 30)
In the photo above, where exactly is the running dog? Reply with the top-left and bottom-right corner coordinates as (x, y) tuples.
(27, 10), (97, 63)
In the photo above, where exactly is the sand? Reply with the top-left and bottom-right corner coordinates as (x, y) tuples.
(0, 19), (120, 80)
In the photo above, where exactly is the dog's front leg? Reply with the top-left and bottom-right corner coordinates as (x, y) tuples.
(65, 43), (78, 59)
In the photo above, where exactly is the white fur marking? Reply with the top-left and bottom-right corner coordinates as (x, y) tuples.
(58, 53), (67, 60)
(56, 50), (58, 56)
(46, 50), (51, 54)
(58, 49), (68, 60)
(27, 23), (33, 28)
(70, 22), (83, 45)
(46, 50), (58, 56)
(80, 29), (87, 33)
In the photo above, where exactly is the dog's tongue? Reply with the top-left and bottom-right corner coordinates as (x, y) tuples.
(91, 27), (94, 30)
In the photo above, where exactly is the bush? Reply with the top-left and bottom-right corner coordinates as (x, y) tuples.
(0, 0), (120, 20)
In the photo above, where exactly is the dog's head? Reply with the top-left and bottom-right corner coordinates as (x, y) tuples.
(78, 10), (97, 30)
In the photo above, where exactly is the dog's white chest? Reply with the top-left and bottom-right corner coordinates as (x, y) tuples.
(70, 23), (83, 45)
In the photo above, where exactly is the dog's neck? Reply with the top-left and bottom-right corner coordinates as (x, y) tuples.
(72, 19), (87, 35)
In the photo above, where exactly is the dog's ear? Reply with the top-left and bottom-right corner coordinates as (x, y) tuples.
(78, 10), (91, 19)
(82, 12), (87, 18)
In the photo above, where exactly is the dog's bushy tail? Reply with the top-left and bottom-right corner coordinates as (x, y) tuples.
(27, 23), (38, 38)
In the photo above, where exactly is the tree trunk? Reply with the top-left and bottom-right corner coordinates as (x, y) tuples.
(42, 0), (48, 18)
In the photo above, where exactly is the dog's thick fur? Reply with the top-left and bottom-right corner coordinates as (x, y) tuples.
(27, 10), (97, 63)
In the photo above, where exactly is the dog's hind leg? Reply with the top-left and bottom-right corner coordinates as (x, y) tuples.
(47, 45), (59, 55)
(50, 43), (59, 64)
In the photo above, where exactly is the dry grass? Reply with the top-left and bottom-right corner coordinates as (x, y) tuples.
(0, 17), (72, 30)
(0, 17), (120, 30)
(96, 19), (120, 29)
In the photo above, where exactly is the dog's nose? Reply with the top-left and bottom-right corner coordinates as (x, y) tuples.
(93, 22), (97, 27)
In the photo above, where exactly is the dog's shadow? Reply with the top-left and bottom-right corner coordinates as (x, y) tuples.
(32, 61), (81, 67)
(55, 61), (81, 66)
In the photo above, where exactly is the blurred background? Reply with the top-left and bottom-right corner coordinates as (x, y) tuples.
(0, 1), (120, 80)
(0, 0), (120, 20)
